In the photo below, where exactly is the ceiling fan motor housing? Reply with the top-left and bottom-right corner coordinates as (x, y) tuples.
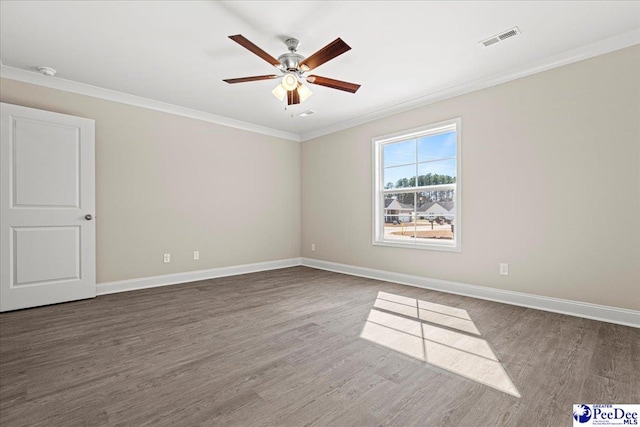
(278, 52), (304, 72)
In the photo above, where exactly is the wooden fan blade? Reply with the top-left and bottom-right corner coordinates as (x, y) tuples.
(306, 75), (361, 93)
(287, 89), (300, 105)
(229, 35), (281, 66)
(223, 75), (279, 84)
(299, 38), (351, 71)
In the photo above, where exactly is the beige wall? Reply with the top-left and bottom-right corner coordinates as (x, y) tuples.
(0, 78), (301, 283)
(301, 46), (640, 311)
(2, 46), (638, 310)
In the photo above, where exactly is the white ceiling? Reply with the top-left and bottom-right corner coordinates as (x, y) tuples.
(1, 1), (639, 140)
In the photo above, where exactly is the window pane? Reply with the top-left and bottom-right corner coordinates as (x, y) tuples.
(383, 193), (416, 241)
(417, 159), (456, 184)
(383, 193), (414, 221)
(384, 220), (416, 241)
(374, 119), (460, 250)
(383, 139), (415, 167)
(384, 164), (416, 189)
(417, 131), (456, 162)
(416, 190), (455, 241)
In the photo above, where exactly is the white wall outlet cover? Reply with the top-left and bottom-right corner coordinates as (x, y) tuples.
(164, 253), (171, 263)
(499, 263), (509, 275)
(194, 251), (200, 260)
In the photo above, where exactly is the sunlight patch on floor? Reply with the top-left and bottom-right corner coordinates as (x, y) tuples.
(361, 292), (520, 397)
(375, 292), (480, 335)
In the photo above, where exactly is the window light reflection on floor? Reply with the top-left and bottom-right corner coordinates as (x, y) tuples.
(360, 292), (520, 397)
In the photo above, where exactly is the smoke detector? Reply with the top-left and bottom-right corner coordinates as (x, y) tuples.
(479, 27), (521, 48)
(37, 66), (57, 76)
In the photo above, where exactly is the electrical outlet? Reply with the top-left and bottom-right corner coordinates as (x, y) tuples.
(164, 253), (171, 263)
(193, 251), (200, 260)
(311, 243), (316, 252)
(499, 263), (509, 276)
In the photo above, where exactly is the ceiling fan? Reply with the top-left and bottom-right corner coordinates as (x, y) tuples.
(223, 35), (361, 105)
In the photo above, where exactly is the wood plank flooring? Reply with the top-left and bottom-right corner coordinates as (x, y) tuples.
(1, 266), (638, 426)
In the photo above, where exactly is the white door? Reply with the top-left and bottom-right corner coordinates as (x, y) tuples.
(0, 103), (95, 311)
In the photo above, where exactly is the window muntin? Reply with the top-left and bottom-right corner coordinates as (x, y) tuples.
(373, 119), (461, 251)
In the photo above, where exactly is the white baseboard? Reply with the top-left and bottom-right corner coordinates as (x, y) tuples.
(301, 258), (640, 328)
(96, 256), (639, 328)
(97, 257), (302, 295)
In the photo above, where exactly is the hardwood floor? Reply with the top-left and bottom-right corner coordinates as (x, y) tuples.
(1, 266), (638, 426)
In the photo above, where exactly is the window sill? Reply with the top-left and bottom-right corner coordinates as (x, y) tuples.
(373, 239), (461, 252)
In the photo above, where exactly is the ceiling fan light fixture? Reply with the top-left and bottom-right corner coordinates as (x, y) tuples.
(297, 83), (313, 103)
(272, 83), (287, 101)
(282, 72), (298, 91)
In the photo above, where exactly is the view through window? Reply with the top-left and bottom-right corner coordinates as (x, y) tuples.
(373, 118), (461, 251)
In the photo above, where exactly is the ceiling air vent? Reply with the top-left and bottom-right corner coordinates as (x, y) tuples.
(298, 110), (315, 117)
(480, 27), (520, 47)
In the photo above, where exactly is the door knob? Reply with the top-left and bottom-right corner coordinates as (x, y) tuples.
(84, 214), (93, 221)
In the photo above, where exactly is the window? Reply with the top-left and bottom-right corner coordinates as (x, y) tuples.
(373, 118), (461, 251)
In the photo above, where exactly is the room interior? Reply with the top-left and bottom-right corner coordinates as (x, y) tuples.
(0, 1), (638, 426)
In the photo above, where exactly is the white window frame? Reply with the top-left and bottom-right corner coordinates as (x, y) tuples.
(372, 118), (462, 252)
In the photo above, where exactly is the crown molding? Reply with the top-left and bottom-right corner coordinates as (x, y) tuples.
(2, 28), (638, 143)
(0, 65), (301, 142)
(299, 29), (640, 142)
